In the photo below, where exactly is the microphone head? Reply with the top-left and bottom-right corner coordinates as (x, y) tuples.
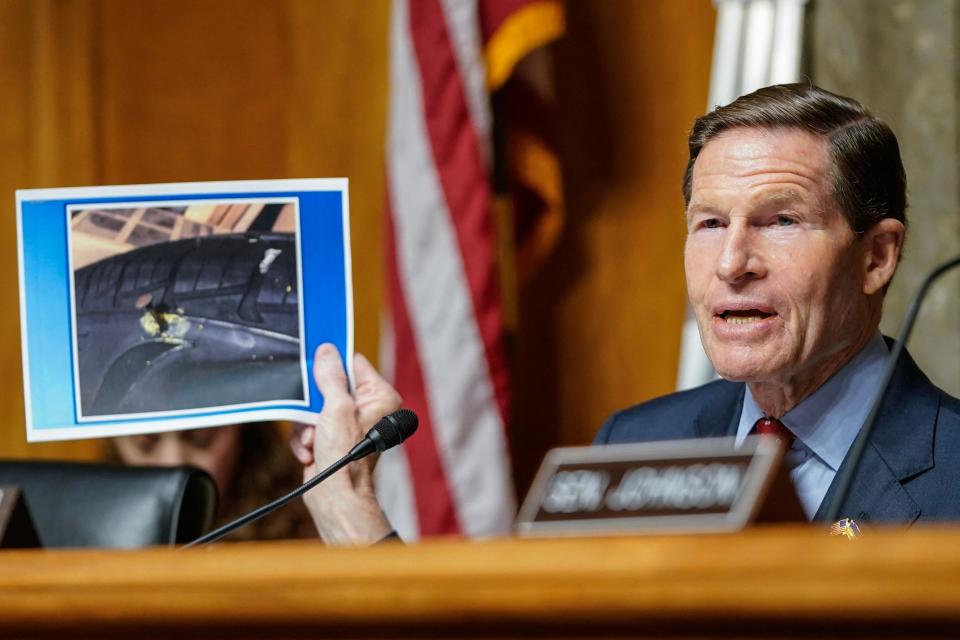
(367, 409), (418, 453)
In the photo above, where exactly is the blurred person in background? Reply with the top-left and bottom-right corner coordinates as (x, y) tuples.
(113, 422), (316, 541)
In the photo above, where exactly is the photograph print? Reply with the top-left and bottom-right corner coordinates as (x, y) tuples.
(68, 199), (308, 419)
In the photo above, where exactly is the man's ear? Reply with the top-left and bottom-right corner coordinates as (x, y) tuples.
(861, 218), (905, 295)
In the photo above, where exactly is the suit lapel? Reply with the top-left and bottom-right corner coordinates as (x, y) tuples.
(814, 347), (939, 524)
(693, 382), (744, 439)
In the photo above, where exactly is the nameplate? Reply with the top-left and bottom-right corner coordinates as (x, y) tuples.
(0, 485), (41, 548)
(515, 436), (800, 536)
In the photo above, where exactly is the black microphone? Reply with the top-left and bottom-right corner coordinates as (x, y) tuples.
(823, 254), (960, 523)
(348, 409), (419, 460)
(182, 409), (418, 548)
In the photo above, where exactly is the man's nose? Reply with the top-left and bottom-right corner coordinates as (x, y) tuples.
(716, 222), (762, 283)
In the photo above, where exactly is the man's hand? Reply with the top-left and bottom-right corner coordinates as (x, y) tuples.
(290, 343), (401, 545)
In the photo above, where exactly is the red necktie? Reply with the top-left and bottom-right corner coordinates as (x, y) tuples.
(754, 417), (795, 449)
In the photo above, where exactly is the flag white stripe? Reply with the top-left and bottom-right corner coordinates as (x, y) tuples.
(440, 0), (493, 166)
(387, 0), (515, 537)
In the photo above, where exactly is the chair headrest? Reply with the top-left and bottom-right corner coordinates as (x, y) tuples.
(0, 460), (218, 548)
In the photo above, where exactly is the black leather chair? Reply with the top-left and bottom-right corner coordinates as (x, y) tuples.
(0, 460), (217, 548)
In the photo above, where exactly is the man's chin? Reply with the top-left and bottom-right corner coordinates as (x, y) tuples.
(709, 358), (781, 384)
(702, 336), (790, 382)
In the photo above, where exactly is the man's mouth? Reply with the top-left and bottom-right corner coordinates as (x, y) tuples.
(717, 309), (776, 325)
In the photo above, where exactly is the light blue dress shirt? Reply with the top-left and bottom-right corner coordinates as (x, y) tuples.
(734, 332), (889, 519)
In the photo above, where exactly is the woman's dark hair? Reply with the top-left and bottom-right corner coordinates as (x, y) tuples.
(223, 423), (316, 542)
(682, 83), (907, 234)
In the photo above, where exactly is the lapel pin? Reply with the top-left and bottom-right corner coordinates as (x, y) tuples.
(829, 518), (861, 540)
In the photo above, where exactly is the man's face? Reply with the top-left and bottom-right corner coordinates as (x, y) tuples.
(684, 127), (875, 391)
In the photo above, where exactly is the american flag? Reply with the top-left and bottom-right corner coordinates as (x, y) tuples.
(375, 0), (564, 539)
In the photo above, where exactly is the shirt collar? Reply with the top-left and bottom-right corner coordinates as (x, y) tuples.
(735, 333), (889, 470)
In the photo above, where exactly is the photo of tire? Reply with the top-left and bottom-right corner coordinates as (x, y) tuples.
(73, 232), (305, 416)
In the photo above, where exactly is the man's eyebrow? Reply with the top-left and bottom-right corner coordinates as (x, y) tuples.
(686, 191), (811, 217)
(686, 201), (723, 214)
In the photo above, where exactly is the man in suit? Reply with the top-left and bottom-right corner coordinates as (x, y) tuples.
(292, 83), (959, 543)
(597, 83), (960, 524)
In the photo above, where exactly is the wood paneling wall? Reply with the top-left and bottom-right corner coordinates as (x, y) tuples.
(0, 0), (100, 460)
(0, 0), (715, 496)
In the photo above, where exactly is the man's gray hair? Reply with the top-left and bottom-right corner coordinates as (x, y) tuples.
(682, 83), (907, 234)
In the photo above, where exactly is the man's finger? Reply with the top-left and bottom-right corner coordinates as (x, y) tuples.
(354, 353), (386, 386)
(353, 352), (403, 429)
(312, 343), (356, 423)
(313, 343), (349, 393)
(289, 422), (315, 465)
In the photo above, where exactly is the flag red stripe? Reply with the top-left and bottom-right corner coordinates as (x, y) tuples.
(384, 197), (463, 534)
(406, 0), (511, 425)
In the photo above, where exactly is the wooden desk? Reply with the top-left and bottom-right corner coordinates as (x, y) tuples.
(2, 526), (960, 639)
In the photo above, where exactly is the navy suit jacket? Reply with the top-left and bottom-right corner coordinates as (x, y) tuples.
(594, 348), (960, 524)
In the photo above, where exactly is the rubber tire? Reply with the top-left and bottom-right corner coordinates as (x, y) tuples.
(73, 232), (305, 416)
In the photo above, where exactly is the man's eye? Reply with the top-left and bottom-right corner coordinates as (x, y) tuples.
(702, 218), (722, 229)
(775, 215), (796, 226)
